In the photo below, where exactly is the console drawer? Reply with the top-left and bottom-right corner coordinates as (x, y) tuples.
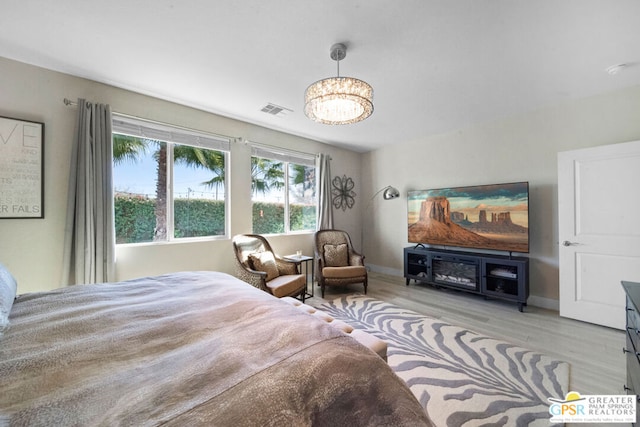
(629, 326), (640, 359)
(628, 296), (640, 330)
(623, 282), (640, 427)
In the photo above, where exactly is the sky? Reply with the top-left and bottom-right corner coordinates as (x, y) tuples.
(113, 153), (224, 200)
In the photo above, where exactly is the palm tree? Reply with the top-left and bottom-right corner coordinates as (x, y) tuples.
(174, 144), (225, 197)
(289, 163), (315, 199)
(113, 135), (147, 165)
(154, 142), (168, 240)
(251, 157), (284, 196)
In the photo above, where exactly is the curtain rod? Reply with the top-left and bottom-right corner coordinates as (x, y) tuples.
(63, 98), (236, 141)
(64, 98), (329, 159)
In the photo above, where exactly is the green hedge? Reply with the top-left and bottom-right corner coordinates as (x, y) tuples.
(115, 195), (314, 243)
(175, 199), (226, 238)
(252, 202), (316, 234)
(114, 195), (156, 244)
(115, 195), (225, 243)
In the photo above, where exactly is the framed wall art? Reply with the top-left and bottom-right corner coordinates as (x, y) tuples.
(0, 116), (44, 218)
(331, 175), (356, 211)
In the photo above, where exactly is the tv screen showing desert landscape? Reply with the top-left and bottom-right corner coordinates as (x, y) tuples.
(407, 182), (529, 253)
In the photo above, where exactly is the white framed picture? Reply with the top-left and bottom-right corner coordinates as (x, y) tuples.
(0, 116), (44, 218)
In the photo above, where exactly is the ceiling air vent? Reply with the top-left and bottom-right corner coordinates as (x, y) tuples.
(260, 103), (293, 117)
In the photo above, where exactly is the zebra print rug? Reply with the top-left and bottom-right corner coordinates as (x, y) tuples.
(315, 295), (569, 427)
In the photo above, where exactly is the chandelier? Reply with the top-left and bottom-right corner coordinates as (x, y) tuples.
(304, 43), (374, 125)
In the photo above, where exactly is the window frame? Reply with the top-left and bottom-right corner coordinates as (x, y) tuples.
(250, 143), (317, 235)
(112, 114), (231, 245)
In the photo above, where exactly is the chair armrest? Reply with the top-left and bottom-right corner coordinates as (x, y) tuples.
(317, 257), (326, 269)
(349, 252), (365, 266)
(232, 256), (268, 291)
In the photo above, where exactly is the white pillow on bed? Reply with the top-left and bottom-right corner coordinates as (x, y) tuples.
(0, 262), (18, 335)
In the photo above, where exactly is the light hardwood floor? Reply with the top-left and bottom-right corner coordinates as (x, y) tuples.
(306, 271), (626, 397)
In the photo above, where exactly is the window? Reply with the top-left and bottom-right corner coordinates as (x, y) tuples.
(251, 145), (316, 234)
(112, 115), (230, 244)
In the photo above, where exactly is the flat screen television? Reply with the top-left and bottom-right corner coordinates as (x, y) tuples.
(407, 182), (529, 253)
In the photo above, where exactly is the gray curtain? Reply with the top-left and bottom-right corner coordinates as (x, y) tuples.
(316, 153), (333, 230)
(61, 99), (115, 285)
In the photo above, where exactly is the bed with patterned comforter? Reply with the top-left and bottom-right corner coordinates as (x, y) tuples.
(0, 269), (432, 426)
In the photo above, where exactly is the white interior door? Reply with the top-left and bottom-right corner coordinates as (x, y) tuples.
(558, 140), (640, 330)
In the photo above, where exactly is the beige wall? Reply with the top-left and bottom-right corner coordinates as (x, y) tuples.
(4, 54), (640, 308)
(0, 57), (361, 293)
(362, 85), (640, 308)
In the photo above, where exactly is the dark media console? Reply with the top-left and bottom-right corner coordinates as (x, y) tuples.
(404, 246), (529, 311)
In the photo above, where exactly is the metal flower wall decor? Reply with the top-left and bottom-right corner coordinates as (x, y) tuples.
(331, 175), (356, 211)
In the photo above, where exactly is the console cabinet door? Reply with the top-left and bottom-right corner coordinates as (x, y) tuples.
(404, 249), (429, 282)
(481, 258), (526, 301)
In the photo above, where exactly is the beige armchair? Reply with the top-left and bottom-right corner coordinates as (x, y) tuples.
(232, 234), (306, 301)
(314, 229), (368, 298)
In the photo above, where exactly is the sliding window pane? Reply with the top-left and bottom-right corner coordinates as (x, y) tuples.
(112, 136), (163, 244)
(173, 144), (226, 238)
(252, 156), (285, 234)
(289, 163), (316, 232)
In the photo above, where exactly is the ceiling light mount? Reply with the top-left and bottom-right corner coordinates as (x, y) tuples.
(329, 43), (347, 62)
(304, 43), (374, 125)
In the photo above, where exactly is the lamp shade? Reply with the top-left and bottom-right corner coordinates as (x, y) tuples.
(304, 43), (374, 125)
(304, 77), (374, 125)
(382, 186), (400, 200)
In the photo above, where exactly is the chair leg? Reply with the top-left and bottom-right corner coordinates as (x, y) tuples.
(363, 277), (368, 294)
(321, 282), (325, 298)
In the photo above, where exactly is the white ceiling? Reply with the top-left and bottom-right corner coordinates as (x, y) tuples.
(2, 1), (640, 152)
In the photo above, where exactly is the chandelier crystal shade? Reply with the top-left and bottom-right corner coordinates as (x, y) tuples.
(304, 43), (374, 125)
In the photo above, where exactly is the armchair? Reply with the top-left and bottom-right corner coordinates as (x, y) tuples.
(232, 234), (306, 301)
(314, 229), (368, 298)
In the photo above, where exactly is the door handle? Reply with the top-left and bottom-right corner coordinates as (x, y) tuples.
(562, 240), (578, 246)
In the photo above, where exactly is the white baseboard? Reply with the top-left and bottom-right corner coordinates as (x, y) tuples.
(367, 263), (559, 312)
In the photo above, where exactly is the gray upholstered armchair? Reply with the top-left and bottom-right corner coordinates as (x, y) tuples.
(232, 234), (306, 301)
(314, 229), (368, 298)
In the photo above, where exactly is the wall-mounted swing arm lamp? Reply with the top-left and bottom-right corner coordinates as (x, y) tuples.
(361, 185), (400, 258)
(372, 185), (400, 200)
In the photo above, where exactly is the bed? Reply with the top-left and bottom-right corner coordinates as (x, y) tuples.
(0, 267), (432, 426)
